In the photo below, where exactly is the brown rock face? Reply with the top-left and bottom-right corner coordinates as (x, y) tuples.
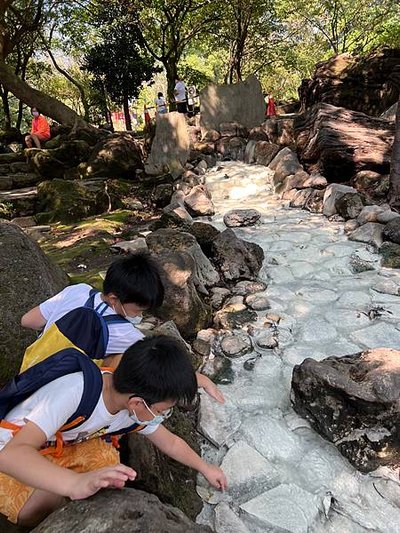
(291, 348), (400, 472)
(0, 222), (68, 385)
(299, 49), (400, 116)
(295, 103), (395, 181)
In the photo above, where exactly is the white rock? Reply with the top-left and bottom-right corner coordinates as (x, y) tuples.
(350, 322), (400, 349)
(240, 483), (322, 533)
(214, 503), (251, 533)
(336, 291), (372, 308)
(198, 393), (241, 447)
(299, 318), (337, 343)
(110, 237), (148, 254)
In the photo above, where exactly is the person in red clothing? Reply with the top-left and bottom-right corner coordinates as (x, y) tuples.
(266, 94), (277, 117)
(25, 108), (51, 148)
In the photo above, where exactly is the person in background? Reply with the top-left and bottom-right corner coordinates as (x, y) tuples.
(174, 76), (187, 114)
(24, 108), (51, 148)
(266, 94), (277, 117)
(155, 92), (168, 114)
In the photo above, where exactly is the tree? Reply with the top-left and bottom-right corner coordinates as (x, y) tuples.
(0, 0), (88, 127)
(388, 66), (400, 209)
(104, 0), (219, 105)
(83, 4), (157, 130)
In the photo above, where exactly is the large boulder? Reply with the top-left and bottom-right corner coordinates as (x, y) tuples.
(85, 132), (144, 179)
(298, 49), (400, 116)
(36, 178), (137, 224)
(200, 75), (265, 131)
(32, 488), (210, 533)
(295, 103), (395, 182)
(146, 112), (190, 174)
(146, 229), (220, 292)
(0, 222), (68, 385)
(291, 348), (400, 472)
(322, 183), (359, 217)
(184, 185), (215, 217)
(27, 141), (91, 180)
(223, 209), (261, 227)
(383, 217), (400, 245)
(268, 147), (302, 188)
(211, 229), (264, 283)
(254, 141), (280, 166)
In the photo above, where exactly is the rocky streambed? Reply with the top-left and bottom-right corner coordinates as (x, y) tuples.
(195, 162), (400, 533)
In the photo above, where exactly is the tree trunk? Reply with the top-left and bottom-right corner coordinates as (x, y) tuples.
(388, 66), (400, 209)
(388, 101), (400, 209)
(165, 60), (178, 111)
(123, 94), (132, 131)
(0, 59), (88, 128)
(0, 84), (11, 129)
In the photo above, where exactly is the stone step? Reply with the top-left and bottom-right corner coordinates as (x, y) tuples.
(10, 161), (30, 174)
(0, 186), (37, 217)
(0, 152), (25, 164)
(0, 173), (41, 191)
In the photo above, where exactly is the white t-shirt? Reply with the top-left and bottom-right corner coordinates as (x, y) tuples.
(39, 284), (144, 355)
(0, 372), (158, 451)
(174, 81), (186, 103)
(155, 96), (167, 111)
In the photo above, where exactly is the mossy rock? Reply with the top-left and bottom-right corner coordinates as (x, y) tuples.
(380, 242), (400, 268)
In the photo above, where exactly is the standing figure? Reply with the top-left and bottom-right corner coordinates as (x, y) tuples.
(155, 92), (168, 114)
(174, 76), (187, 114)
(266, 94), (277, 117)
(25, 108), (51, 148)
(144, 105), (151, 125)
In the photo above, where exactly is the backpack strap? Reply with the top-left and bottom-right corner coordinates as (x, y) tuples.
(103, 422), (145, 440)
(84, 288), (98, 309)
(103, 315), (130, 326)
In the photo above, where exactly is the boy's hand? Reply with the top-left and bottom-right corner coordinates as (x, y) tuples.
(69, 464), (136, 500)
(201, 464), (227, 491)
(196, 373), (225, 404)
(203, 380), (225, 404)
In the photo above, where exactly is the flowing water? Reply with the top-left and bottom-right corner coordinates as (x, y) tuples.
(196, 162), (400, 533)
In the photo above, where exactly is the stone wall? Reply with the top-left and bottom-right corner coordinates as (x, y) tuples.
(200, 75), (266, 132)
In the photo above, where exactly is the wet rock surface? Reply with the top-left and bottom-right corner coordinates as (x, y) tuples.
(195, 162), (400, 533)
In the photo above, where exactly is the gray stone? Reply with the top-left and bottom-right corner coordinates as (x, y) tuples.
(244, 140), (257, 164)
(344, 219), (359, 233)
(214, 503), (250, 533)
(254, 141), (280, 166)
(348, 222), (384, 248)
(357, 205), (387, 225)
(211, 229), (264, 282)
(299, 318), (337, 343)
(199, 393), (241, 447)
(269, 147), (302, 187)
(220, 441), (279, 499)
(291, 348), (400, 472)
(232, 280), (268, 295)
(223, 209), (261, 227)
(256, 331), (278, 349)
(240, 484), (321, 533)
(0, 222), (68, 384)
(200, 75), (265, 131)
(335, 192), (364, 219)
(376, 210), (400, 224)
(336, 290), (371, 308)
(146, 112), (190, 173)
(32, 488), (210, 533)
(372, 279), (400, 296)
(110, 237), (148, 254)
(322, 183), (358, 217)
(210, 287), (231, 309)
(245, 292), (270, 311)
(380, 241), (400, 268)
(383, 217), (400, 245)
(184, 185), (215, 216)
(221, 333), (252, 357)
(350, 322), (400, 348)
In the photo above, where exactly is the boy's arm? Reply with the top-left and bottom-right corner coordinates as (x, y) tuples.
(0, 421), (135, 499)
(196, 372), (225, 404)
(145, 425), (227, 490)
(21, 306), (47, 330)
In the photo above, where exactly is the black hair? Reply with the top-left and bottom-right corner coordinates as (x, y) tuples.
(103, 252), (164, 309)
(31, 107), (40, 114)
(113, 335), (197, 405)
(157, 92), (163, 98)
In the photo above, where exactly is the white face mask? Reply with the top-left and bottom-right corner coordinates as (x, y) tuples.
(120, 303), (143, 325)
(129, 400), (173, 427)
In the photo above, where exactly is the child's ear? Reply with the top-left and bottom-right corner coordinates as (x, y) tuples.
(127, 396), (142, 410)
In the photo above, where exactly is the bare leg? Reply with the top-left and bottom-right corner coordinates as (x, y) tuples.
(24, 135), (33, 148)
(17, 489), (66, 528)
(30, 134), (42, 149)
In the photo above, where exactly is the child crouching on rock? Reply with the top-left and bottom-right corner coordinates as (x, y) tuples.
(0, 336), (227, 528)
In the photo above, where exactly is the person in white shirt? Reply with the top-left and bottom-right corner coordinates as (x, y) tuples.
(155, 92), (168, 114)
(174, 76), (187, 114)
(0, 336), (227, 527)
(21, 253), (224, 403)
